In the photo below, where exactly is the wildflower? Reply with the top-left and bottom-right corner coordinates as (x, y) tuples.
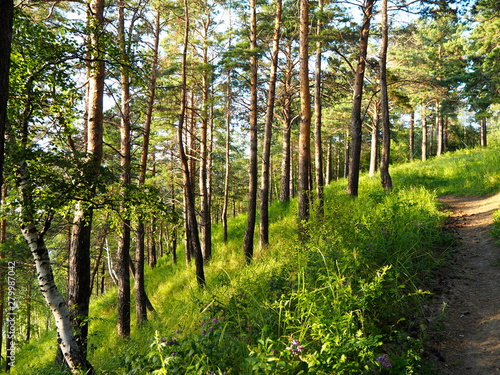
(170, 352), (176, 357)
(160, 337), (167, 343)
(376, 354), (392, 368)
(213, 317), (218, 324)
(287, 339), (304, 356)
(201, 330), (206, 336)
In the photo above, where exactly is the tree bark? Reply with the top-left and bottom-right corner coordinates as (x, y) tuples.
(314, 0), (324, 215)
(116, 0), (131, 337)
(369, 104), (379, 177)
(179, 0), (205, 286)
(421, 105), (428, 161)
(200, 3), (212, 262)
(298, 0), (312, 237)
(347, 0), (375, 196)
(222, 73), (231, 243)
(260, 0), (282, 249)
(243, 0), (258, 263)
(409, 111), (415, 161)
(436, 101), (443, 156)
(480, 117), (487, 147)
(67, 0), (105, 356)
(379, 0), (392, 192)
(17, 159), (94, 373)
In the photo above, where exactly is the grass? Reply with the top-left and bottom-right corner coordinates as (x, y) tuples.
(9, 146), (500, 374)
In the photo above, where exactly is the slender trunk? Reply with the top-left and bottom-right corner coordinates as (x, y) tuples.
(222, 73), (231, 243)
(314, 0), (324, 215)
(26, 281), (32, 342)
(135, 221), (147, 326)
(379, 0), (392, 191)
(243, 0), (258, 263)
(436, 101), (443, 156)
(260, 0), (282, 248)
(17, 159), (94, 373)
(347, 0), (375, 196)
(0, 186), (6, 361)
(200, 5), (212, 262)
(180, 0), (205, 286)
(480, 117), (487, 147)
(343, 128), (349, 179)
(117, 0), (131, 337)
(298, 0), (311, 237)
(421, 106), (427, 161)
(409, 111), (415, 161)
(89, 231), (106, 295)
(369, 106), (379, 176)
(326, 139), (332, 185)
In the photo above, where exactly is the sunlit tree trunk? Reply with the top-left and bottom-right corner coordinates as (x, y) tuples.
(243, 0), (258, 263)
(314, 0), (324, 215)
(409, 111), (415, 161)
(480, 117), (487, 147)
(379, 0), (392, 191)
(222, 73), (231, 243)
(298, 0), (311, 237)
(347, 0), (375, 196)
(260, 0), (282, 248)
(436, 101), (443, 156)
(369, 103), (379, 177)
(421, 105), (428, 161)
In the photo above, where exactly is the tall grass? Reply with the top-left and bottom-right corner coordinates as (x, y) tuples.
(9, 146), (500, 374)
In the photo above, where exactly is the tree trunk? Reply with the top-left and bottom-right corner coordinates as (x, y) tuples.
(436, 101), (443, 156)
(298, 0), (311, 237)
(421, 105), (428, 161)
(314, 0), (324, 216)
(222, 73), (231, 243)
(135, 221), (148, 326)
(480, 117), (487, 147)
(409, 111), (415, 161)
(379, 0), (392, 192)
(0, 0), (13, 191)
(17, 159), (94, 373)
(117, 0), (131, 337)
(260, 0), (282, 249)
(243, 0), (258, 263)
(347, 0), (375, 196)
(369, 104), (379, 177)
(326, 139), (333, 184)
(200, 4), (212, 262)
(180, 0), (205, 286)
(67, 0), (105, 356)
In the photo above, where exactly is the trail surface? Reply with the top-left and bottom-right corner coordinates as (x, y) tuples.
(427, 193), (500, 374)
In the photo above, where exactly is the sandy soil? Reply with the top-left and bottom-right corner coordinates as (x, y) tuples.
(426, 193), (500, 374)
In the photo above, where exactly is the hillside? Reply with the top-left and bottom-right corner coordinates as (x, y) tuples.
(9, 147), (500, 374)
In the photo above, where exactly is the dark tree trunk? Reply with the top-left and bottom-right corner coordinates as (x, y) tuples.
(135, 221), (148, 326)
(180, 0), (205, 286)
(347, 0), (375, 196)
(222, 74), (231, 243)
(298, 0), (311, 237)
(379, 0), (392, 192)
(260, 0), (282, 248)
(314, 0), (324, 215)
(243, 0), (258, 263)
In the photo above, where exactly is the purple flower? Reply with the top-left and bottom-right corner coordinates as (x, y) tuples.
(160, 337), (167, 343)
(213, 317), (218, 324)
(201, 330), (206, 336)
(170, 352), (176, 357)
(376, 354), (392, 368)
(291, 339), (300, 346)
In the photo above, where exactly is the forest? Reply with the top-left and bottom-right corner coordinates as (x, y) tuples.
(0, 0), (499, 373)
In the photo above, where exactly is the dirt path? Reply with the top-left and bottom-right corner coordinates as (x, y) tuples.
(426, 193), (500, 374)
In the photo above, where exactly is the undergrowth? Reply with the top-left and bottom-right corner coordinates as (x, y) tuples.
(10, 146), (500, 374)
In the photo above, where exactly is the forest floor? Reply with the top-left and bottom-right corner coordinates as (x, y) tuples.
(425, 193), (500, 374)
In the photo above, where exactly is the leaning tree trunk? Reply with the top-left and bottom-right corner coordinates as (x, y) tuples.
(17, 159), (94, 374)
(243, 0), (258, 263)
(298, 0), (312, 238)
(260, 0), (282, 249)
(347, 0), (375, 196)
(379, 0), (392, 192)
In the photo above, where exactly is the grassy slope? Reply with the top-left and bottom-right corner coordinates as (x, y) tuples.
(9, 147), (500, 374)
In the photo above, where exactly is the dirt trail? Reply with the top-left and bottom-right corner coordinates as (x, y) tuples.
(426, 193), (500, 374)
